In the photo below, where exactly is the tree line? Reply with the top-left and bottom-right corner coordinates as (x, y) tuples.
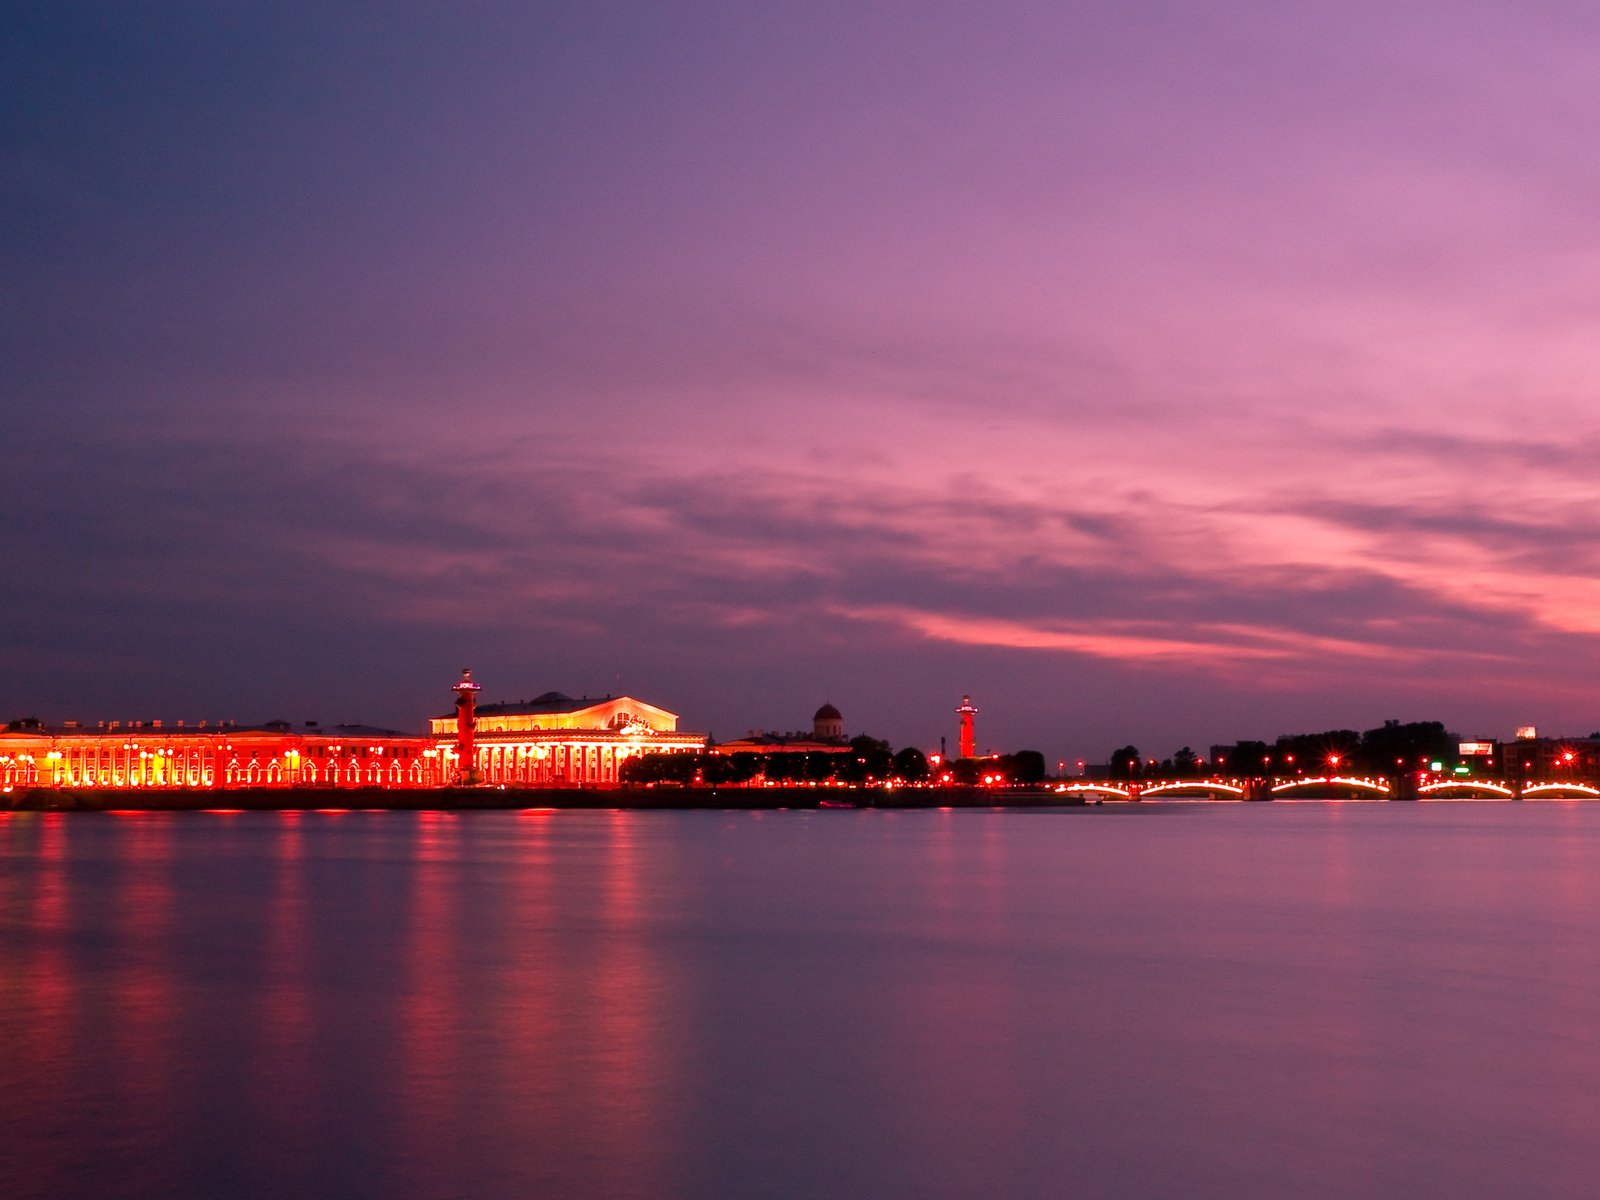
(1104, 720), (1462, 779)
(621, 736), (1049, 787)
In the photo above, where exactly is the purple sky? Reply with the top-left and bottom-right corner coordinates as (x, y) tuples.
(8, 1), (1600, 764)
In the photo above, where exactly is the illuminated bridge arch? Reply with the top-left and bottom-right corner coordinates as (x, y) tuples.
(1140, 781), (1246, 798)
(1521, 782), (1600, 798)
(1271, 775), (1390, 796)
(1055, 782), (1132, 799)
(1418, 780), (1516, 799)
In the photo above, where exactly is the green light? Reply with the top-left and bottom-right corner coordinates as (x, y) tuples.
(1454, 766), (1470, 775)
(1430, 761), (1443, 772)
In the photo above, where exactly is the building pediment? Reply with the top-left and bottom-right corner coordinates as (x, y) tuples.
(430, 694), (681, 735)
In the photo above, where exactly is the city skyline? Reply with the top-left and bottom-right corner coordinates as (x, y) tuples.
(8, 675), (1597, 769)
(9, 3), (1600, 764)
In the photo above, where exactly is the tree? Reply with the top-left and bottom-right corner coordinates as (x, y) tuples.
(1222, 740), (1270, 775)
(1358, 720), (1458, 775)
(948, 758), (983, 786)
(1263, 729), (1354, 776)
(1008, 750), (1047, 785)
(840, 735), (894, 783)
(702, 752), (762, 785)
(620, 752), (697, 786)
(1172, 746), (1199, 777)
(1109, 745), (1142, 780)
(893, 746), (929, 782)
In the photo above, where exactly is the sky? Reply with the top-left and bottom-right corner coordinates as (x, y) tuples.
(8, 0), (1600, 765)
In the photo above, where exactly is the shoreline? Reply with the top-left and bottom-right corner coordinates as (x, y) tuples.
(2, 785), (1082, 813)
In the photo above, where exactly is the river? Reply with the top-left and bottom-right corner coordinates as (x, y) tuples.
(4, 803), (1599, 1198)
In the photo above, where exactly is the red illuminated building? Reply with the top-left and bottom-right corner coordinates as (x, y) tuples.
(0, 671), (705, 792)
(0, 719), (442, 791)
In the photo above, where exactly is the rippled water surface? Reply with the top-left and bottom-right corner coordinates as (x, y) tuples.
(5, 804), (1600, 1199)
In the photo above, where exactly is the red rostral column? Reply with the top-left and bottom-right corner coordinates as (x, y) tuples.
(956, 694), (978, 759)
(453, 668), (481, 785)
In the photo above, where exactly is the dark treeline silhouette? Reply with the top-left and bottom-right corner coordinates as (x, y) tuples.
(622, 736), (1049, 787)
(932, 750), (1047, 786)
(1107, 720), (1462, 779)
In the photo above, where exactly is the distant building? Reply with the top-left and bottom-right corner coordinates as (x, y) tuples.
(714, 703), (853, 755)
(0, 676), (705, 791)
(427, 691), (704, 786)
(813, 703), (844, 741)
(0, 718), (440, 790)
(1499, 734), (1600, 776)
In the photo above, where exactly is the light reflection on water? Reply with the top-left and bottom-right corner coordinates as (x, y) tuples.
(5, 804), (1600, 1199)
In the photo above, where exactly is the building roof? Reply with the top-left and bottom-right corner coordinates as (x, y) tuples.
(814, 703), (842, 721)
(716, 734), (851, 753)
(442, 692), (623, 719)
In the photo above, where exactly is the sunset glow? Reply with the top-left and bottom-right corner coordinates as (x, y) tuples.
(8, 2), (1600, 760)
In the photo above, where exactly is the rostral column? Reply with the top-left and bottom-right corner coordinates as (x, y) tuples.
(453, 668), (482, 785)
(957, 694), (978, 759)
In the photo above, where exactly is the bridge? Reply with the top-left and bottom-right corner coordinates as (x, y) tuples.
(1054, 775), (1600, 801)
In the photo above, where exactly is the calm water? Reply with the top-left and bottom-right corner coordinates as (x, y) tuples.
(5, 803), (1600, 1199)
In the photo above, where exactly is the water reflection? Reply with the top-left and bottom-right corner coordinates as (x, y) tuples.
(6, 806), (1600, 1198)
(395, 811), (463, 1189)
(253, 813), (313, 1158)
(582, 812), (678, 1191)
(3, 815), (76, 1191)
(104, 814), (179, 1179)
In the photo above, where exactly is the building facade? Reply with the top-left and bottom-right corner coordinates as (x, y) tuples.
(0, 720), (442, 791)
(1, 677), (706, 791)
(1499, 734), (1600, 777)
(427, 691), (706, 786)
(713, 704), (852, 755)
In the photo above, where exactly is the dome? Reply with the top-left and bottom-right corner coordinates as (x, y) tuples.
(813, 703), (842, 722)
